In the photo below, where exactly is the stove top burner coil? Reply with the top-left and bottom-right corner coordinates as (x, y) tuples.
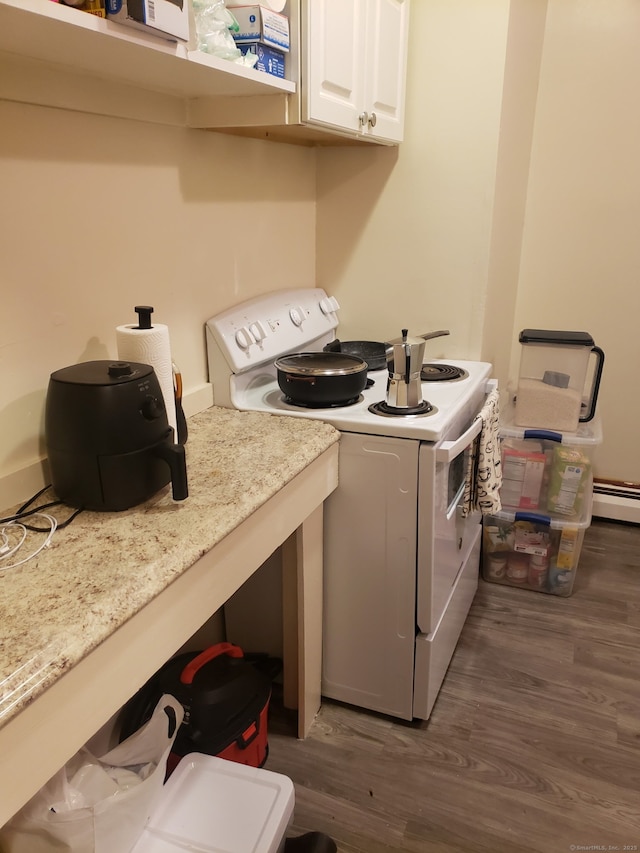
(420, 363), (469, 382)
(368, 400), (437, 418)
(284, 394), (362, 409)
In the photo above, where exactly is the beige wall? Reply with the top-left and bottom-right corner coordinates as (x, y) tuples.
(0, 101), (316, 503)
(317, 0), (512, 362)
(318, 0), (638, 483)
(1, 0), (637, 505)
(508, 0), (640, 482)
(483, 0), (547, 382)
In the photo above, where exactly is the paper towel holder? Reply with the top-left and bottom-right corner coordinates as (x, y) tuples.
(134, 305), (154, 330)
(118, 305), (184, 446)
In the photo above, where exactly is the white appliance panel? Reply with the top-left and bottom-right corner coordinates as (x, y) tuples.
(321, 433), (418, 720)
(206, 287), (339, 375)
(413, 526), (481, 720)
(222, 362), (490, 442)
(416, 410), (485, 635)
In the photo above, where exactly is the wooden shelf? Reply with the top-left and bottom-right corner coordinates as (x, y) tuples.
(0, 0), (295, 125)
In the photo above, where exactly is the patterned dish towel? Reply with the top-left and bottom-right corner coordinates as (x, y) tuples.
(461, 386), (502, 516)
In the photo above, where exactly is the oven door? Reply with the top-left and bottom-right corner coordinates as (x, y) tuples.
(416, 415), (483, 635)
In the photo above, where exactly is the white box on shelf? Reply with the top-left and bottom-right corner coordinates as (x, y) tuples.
(231, 5), (290, 51)
(239, 42), (286, 77)
(106, 0), (190, 42)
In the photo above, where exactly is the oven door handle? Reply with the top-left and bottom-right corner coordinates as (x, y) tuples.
(435, 379), (497, 463)
(436, 417), (482, 463)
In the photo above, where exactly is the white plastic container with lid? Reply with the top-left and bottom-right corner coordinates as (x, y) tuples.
(514, 329), (605, 432)
(131, 754), (294, 853)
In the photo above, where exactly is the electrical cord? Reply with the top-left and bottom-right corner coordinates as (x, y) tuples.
(0, 485), (84, 572)
(0, 485), (84, 528)
(22, 505), (84, 533)
(0, 523), (27, 558)
(0, 513), (57, 572)
(18, 483), (51, 513)
(0, 501), (63, 525)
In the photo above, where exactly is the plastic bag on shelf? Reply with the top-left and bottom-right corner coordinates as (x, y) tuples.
(0, 695), (183, 853)
(193, 0), (258, 67)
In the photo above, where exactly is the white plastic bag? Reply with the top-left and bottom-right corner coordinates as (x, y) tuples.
(192, 0), (257, 66)
(0, 695), (183, 853)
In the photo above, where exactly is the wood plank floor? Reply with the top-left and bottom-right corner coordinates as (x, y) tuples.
(267, 518), (640, 853)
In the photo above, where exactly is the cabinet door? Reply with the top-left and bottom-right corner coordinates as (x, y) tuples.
(363, 0), (410, 143)
(303, 0), (368, 135)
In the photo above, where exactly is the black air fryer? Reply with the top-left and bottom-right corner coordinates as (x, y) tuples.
(45, 360), (188, 511)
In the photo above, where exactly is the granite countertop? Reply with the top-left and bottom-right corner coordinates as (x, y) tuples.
(0, 407), (339, 731)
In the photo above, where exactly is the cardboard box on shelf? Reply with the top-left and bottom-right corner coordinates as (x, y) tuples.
(231, 5), (290, 51)
(106, 0), (190, 42)
(239, 42), (286, 77)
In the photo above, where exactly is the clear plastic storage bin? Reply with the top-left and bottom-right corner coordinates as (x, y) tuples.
(482, 490), (592, 597)
(499, 409), (601, 521)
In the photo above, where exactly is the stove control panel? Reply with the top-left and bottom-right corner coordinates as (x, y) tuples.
(206, 288), (340, 375)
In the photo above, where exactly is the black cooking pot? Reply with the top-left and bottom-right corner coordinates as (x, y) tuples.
(275, 351), (368, 405)
(323, 339), (388, 372)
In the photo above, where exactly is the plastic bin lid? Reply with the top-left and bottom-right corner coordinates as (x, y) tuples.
(131, 754), (295, 853)
(519, 329), (595, 347)
(500, 402), (603, 445)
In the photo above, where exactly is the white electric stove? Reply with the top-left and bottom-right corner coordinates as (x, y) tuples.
(206, 288), (493, 721)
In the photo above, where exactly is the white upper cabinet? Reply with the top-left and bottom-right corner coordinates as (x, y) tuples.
(303, 0), (410, 143)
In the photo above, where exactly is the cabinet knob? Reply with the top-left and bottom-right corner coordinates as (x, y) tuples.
(368, 111), (377, 128)
(358, 111), (369, 128)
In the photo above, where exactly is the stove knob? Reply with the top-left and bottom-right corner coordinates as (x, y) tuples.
(249, 321), (267, 343)
(289, 307), (304, 327)
(235, 326), (255, 350)
(319, 296), (340, 314)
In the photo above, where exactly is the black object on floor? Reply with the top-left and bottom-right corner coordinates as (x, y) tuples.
(284, 831), (338, 852)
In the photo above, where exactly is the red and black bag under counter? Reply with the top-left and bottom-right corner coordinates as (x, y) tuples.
(119, 643), (272, 774)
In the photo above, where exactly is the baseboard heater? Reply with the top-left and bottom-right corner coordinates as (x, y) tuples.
(592, 478), (640, 525)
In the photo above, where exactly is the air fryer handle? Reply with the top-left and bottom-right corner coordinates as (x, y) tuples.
(580, 345), (605, 423)
(180, 643), (244, 684)
(154, 439), (189, 501)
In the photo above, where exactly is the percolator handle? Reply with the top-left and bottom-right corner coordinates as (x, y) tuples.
(180, 642), (244, 684)
(579, 345), (605, 422)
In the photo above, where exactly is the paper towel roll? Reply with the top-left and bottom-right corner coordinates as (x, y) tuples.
(225, 0), (287, 10)
(116, 323), (178, 441)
